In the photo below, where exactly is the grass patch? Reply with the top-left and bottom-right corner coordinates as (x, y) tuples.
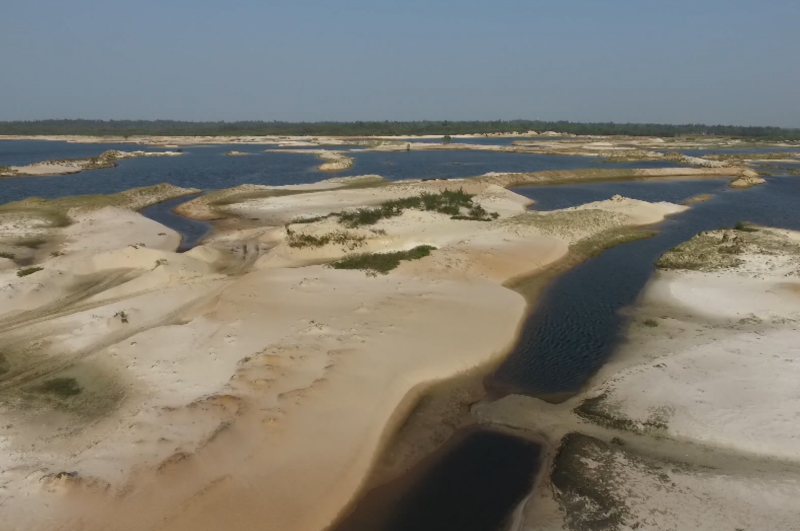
(292, 214), (332, 224)
(0, 184), (198, 229)
(734, 221), (759, 232)
(17, 267), (43, 277)
(643, 319), (659, 327)
(336, 189), (498, 227)
(15, 237), (48, 249)
(36, 377), (82, 397)
(0, 251), (15, 260)
(682, 193), (713, 205)
(329, 245), (436, 275)
(287, 229), (365, 250)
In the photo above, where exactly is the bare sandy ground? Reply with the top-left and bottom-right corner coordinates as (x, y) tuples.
(0, 177), (685, 531)
(0, 150), (182, 178)
(479, 226), (800, 531)
(264, 148), (355, 171)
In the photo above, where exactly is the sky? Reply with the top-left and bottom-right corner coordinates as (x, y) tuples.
(1, 0), (798, 127)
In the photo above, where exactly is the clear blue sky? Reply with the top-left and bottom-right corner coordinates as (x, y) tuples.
(1, 0), (798, 126)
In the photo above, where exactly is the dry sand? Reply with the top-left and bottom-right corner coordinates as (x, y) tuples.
(478, 226), (800, 531)
(264, 148), (355, 171)
(0, 177), (686, 531)
(0, 150), (182, 178)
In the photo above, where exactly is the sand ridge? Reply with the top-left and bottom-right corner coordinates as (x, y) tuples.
(0, 178), (688, 531)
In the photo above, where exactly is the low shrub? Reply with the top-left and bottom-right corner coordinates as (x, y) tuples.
(734, 221), (759, 232)
(288, 230), (365, 250)
(17, 267), (43, 277)
(329, 245), (436, 275)
(336, 189), (498, 227)
(0, 251), (15, 260)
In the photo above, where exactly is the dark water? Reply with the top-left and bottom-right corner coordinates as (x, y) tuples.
(0, 141), (684, 208)
(140, 194), (212, 252)
(0, 140), (154, 166)
(335, 150), (680, 181)
(489, 176), (800, 397)
(0, 143), (323, 206)
(515, 178), (731, 211)
(333, 430), (541, 531)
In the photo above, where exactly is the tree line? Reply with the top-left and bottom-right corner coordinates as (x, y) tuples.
(0, 119), (798, 140)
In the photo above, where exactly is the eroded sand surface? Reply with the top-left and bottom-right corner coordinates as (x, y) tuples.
(0, 176), (684, 531)
(480, 226), (800, 531)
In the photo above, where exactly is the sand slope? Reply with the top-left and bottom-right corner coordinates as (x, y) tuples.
(0, 181), (687, 531)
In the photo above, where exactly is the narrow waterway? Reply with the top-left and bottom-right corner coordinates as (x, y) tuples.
(333, 429), (541, 531)
(139, 194), (212, 252)
(489, 175), (800, 399)
(333, 174), (800, 531)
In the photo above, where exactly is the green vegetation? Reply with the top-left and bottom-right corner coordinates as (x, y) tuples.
(442, 134), (452, 144)
(15, 237), (47, 249)
(0, 183), (198, 222)
(0, 251), (15, 260)
(336, 189), (498, 228)
(2, 119), (800, 140)
(329, 245), (436, 275)
(643, 319), (659, 327)
(655, 231), (745, 271)
(287, 229), (365, 249)
(734, 221), (759, 232)
(705, 151), (799, 161)
(682, 193), (713, 205)
(17, 267), (43, 277)
(292, 214), (332, 224)
(36, 377), (82, 397)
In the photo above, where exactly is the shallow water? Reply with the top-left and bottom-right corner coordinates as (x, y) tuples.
(140, 194), (212, 252)
(0, 140), (684, 208)
(489, 176), (800, 397)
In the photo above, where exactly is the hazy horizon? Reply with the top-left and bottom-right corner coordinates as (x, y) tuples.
(2, 0), (798, 128)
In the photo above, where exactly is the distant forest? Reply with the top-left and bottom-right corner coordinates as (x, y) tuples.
(1, 119), (799, 140)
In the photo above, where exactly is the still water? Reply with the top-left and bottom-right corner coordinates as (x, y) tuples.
(0, 140), (682, 206)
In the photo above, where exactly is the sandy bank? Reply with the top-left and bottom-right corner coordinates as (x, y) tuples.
(478, 225), (800, 530)
(264, 148), (355, 171)
(0, 176), (688, 531)
(0, 149), (183, 178)
(0, 184), (199, 269)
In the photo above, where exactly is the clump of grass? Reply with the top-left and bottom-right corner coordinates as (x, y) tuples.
(643, 319), (659, 328)
(734, 221), (759, 232)
(329, 245), (436, 275)
(292, 214), (332, 224)
(36, 377), (82, 397)
(15, 237), (48, 249)
(287, 229), (365, 250)
(17, 267), (43, 277)
(336, 188), (498, 227)
(0, 251), (15, 260)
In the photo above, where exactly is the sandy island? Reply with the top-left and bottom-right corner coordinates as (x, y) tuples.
(264, 148), (355, 171)
(478, 225), (800, 530)
(0, 169), (696, 531)
(0, 150), (183, 178)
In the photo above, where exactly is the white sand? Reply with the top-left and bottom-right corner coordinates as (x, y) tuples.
(478, 226), (800, 531)
(0, 181), (688, 531)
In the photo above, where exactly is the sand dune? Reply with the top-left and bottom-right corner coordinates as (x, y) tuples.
(0, 178), (687, 531)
